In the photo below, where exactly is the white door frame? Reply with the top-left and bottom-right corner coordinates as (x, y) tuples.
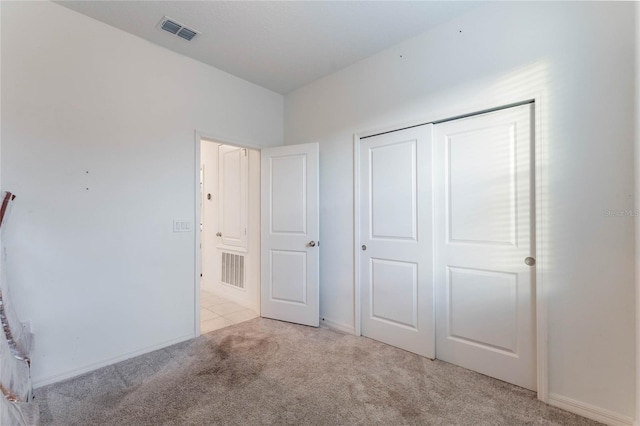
(194, 130), (264, 338)
(353, 96), (549, 402)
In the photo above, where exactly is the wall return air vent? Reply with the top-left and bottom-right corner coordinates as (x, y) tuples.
(221, 252), (245, 289)
(158, 16), (199, 41)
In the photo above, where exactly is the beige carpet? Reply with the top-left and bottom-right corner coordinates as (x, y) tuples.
(36, 318), (600, 425)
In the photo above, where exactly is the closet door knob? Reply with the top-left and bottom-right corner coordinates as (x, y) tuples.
(308, 241), (316, 247)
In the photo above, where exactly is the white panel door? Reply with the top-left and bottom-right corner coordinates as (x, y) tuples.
(218, 145), (248, 249)
(434, 104), (536, 390)
(261, 143), (319, 327)
(360, 125), (434, 358)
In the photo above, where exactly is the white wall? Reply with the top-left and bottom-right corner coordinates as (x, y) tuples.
(285, 1), (636, 422)
(1, 1), (282, 386)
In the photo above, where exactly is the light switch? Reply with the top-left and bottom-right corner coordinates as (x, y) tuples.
(173, 219), (192, 232)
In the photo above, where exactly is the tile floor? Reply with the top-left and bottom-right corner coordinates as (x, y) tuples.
(200, 289), (258, 334)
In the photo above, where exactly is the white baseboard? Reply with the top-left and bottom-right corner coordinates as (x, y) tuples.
(548, 393), (635, 426)
(320, 317), (356, 335)
(33, 333), (195, 389)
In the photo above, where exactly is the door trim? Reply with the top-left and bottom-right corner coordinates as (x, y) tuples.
(353, 95), (548, 402)
(194, 130), (264, 338)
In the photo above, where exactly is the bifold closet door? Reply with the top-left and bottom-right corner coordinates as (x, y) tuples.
(433, 104), (536, 390)
(360, 124), (435, 358)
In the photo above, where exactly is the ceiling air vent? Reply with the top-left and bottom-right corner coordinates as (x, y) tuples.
(158, 16), (199, 41)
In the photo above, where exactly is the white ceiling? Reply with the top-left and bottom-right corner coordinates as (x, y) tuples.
(55, 1), (482, 94)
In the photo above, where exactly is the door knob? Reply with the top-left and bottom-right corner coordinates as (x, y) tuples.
(216, 232), (222, 237)
(361, 245), (367, 251)
(524, 257), (535, 266)
(308, 241), (316, 247)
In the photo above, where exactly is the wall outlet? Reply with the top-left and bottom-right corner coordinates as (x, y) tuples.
(173, 219), (192, 232)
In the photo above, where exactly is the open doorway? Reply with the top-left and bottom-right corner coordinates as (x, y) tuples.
(199, 137), (261, 334)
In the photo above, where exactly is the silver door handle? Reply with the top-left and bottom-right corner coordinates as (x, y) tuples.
(524, 257), (535, 266)
(216, 232), (222, 237)
(308, 241), (316, 247)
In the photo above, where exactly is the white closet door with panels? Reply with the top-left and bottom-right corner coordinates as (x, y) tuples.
(360, 125), (435, 358)
(218, 145), (248, 250)
(433, 104), (536, 390)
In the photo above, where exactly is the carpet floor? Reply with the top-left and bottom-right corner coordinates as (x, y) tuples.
(36, 318), (600, 425)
